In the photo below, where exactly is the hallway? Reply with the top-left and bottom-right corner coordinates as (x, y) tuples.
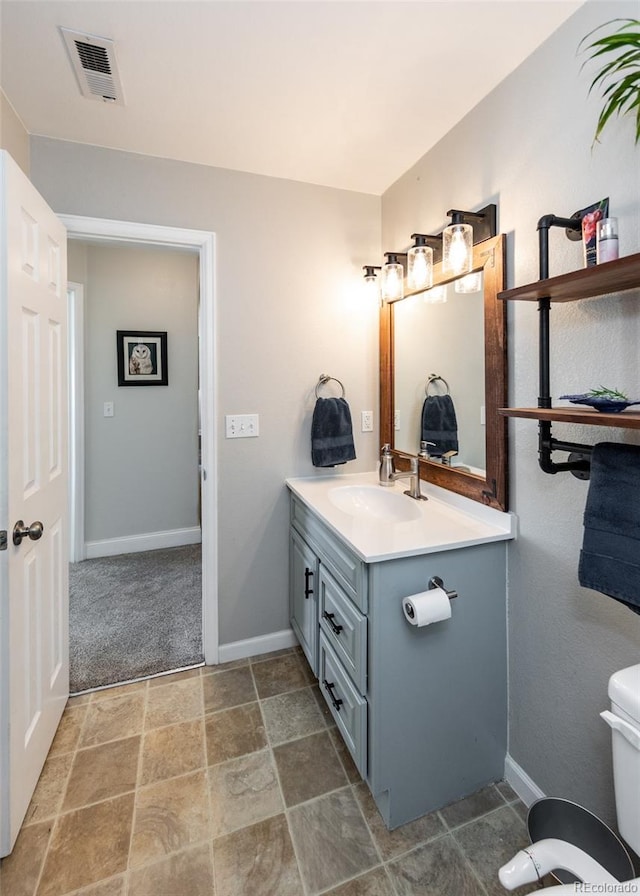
(69, 545), (202, 692)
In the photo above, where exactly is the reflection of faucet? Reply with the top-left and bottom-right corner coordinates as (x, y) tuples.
(379, 446), (427, 500)
(441, 450), (458, 466)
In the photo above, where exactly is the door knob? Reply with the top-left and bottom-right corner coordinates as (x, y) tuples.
(13, 520), (44, 546)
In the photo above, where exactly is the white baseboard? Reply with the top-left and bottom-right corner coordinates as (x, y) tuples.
(84, 527), (202, 560)
(217, 629), (298, 664)
(504, 753), (546, 807)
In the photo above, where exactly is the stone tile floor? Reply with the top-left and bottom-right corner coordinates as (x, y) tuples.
(0, 647), (542, 896)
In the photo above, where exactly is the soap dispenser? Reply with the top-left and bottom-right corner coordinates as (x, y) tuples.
(379, 444), (395, 485)
(419, 440), (435, 459)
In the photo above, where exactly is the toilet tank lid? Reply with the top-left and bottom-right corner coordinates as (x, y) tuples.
(609, 665), (640, 722)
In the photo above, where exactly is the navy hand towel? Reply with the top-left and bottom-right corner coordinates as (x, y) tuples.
(421, 394), (459, 456)
(311, 397), (356, 467)
(579, 441), (640, 614)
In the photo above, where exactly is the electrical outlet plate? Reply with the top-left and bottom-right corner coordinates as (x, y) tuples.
(394, 410), (400, 431)
(361, 410), (373, 432)
(225, 414), (259, 438)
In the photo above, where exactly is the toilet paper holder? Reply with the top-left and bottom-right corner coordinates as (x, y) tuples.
(402, 576), (458, 624)
(428, 576), (458, 601)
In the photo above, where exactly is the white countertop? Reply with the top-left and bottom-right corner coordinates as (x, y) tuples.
(286, 471), (516, 562)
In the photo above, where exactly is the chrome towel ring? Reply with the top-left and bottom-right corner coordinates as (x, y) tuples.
(425, 373), (450, 396)
(315, 374), (346, 399)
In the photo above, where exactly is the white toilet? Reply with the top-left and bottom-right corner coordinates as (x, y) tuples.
(499, 663), (640, 892)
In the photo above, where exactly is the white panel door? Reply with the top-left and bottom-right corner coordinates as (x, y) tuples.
(0, 151), (69, 856)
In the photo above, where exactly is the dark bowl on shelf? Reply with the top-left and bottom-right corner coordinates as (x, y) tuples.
(559, 394), (640, 413)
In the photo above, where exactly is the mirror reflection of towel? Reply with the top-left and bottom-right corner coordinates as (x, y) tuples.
(421, 395), (458, 456)
(311, 397), (356, 467)
(579, 442), (640, 614)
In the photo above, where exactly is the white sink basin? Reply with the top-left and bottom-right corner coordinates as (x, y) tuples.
(287, 472), (515, 561)
(328, 485), (422, 523)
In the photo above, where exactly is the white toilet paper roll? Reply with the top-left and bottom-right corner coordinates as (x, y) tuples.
(402, 586), (452, 627)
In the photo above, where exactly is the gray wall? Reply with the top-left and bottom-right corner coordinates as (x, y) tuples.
(31, 142), (381, 644)
(382, 0), (640, 824)
(0, 89), (29, 175)
(68, 241), (200, 544)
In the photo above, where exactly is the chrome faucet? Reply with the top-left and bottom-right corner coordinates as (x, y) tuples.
(379, 446), (427, 501)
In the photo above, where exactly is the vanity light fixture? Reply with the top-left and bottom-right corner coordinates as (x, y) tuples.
(362, 265), (382, 303)
(381, 252), (405, 302)
(376, 205), (496, 303)
(443, 205), (497, 276)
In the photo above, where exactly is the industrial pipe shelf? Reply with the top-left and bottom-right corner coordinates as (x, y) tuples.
(498, 214), (640, 474)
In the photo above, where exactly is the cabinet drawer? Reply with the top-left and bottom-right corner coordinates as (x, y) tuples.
(291, 496), (367, 612)
(319, 633), (367, 777)
(319, 566), (367, 693)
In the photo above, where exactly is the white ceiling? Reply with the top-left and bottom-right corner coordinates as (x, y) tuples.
(1, 0), (584, 194)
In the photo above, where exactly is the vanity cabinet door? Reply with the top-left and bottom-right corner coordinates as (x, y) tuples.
(290, 496), (368, 612)
(290, 528), (319, 675)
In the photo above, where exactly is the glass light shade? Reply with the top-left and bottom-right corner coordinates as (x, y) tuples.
(443, 223), (473, 275)
(423, 285), (446, 304)
(364, 273), (379, 304)
(407, 244), (433, 291)
(381, 261), (404, 302)
(454, 272), (482, 294)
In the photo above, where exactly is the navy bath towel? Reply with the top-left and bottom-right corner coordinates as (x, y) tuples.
(311, 397), (356, 467)
(421, 394), (459, 457)
(579, 442), (640, 614)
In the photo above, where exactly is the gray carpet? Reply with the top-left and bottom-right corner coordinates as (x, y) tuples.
(69, 544), (203, 693)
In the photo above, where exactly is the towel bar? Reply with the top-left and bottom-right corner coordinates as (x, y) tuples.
(315, 374), (346, 399)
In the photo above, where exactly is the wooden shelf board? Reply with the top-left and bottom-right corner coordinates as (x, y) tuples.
(499, 407), (640, 429)
(498, 252), (640, 303)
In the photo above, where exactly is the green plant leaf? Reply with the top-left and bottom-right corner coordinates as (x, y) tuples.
(587, 386), (629, 400)
(588, 50), (640, 88)
(580, 17), (640, 145)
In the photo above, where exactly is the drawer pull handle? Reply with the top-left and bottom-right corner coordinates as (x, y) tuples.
(323, 678), (343, 712)
(322, 611), (343, 635)
(304, 567), (314, 599)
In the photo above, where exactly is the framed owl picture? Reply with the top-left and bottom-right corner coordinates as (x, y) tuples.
(117, 330), (168, 386)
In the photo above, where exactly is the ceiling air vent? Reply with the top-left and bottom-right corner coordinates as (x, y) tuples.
(60, 27), (124, 105)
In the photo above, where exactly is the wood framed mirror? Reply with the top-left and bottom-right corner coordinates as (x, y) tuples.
(379, 233), (508, 511)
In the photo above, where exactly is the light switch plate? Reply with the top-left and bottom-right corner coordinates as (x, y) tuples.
(104, 401), (114, 418)
(225, 414), (259, 438)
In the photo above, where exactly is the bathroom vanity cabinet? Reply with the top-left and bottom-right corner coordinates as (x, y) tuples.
(288, 475), (512, 829)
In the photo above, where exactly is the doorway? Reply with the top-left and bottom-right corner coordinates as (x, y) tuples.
(61, 215), (218, 685)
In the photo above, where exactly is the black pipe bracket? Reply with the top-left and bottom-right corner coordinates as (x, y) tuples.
(534, 211), (594, 477)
